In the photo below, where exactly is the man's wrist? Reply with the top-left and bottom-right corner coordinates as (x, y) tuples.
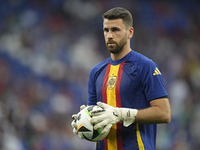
(118, 108), (138, 127)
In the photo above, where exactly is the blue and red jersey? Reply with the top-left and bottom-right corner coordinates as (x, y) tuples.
(87, 50), (168, 150)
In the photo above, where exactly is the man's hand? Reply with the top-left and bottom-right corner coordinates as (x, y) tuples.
(71, 105), (86, 138)
(90, 102), (138, 134)
(90, 102), (120, 134)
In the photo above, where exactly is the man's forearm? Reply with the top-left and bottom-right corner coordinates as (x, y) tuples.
(135, 98), (171, 124)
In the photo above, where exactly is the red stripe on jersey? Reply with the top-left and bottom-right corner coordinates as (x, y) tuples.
(102, 61), (111, 150)
(116, 61), (125, 150)
(102, 61), (111, 104)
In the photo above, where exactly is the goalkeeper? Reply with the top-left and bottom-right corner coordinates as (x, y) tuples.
(72, 7), (171, 150)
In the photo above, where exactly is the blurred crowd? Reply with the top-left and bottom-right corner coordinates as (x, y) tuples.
(0, 0), (200, 150)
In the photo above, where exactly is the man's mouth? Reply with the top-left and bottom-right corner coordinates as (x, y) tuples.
(107, 41), (116, 46)
(108, 43), (115, 45)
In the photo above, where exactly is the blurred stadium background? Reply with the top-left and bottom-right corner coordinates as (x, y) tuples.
(0, 0), (200, 150)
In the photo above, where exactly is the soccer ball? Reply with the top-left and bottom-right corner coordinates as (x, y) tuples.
(76, 105), (109, 142)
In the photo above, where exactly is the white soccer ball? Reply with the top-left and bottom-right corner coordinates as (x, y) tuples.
(76, 105), (110, 142)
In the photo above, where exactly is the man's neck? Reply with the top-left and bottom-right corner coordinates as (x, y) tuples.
(111, 47), (131, 61)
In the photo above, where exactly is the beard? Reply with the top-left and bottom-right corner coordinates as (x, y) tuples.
(106, 34), (127, 54)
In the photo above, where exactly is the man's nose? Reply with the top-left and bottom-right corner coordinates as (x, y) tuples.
(107, 31), (113, 39)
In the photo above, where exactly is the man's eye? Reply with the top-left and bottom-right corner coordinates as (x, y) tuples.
(104, 29), (109, 32)
(112, 28), (118, 32)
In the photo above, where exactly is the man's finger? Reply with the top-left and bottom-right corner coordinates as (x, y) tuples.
(71, 120), (77, 128)
(101, 124), (112, 134)
(80, 105), (86, 110)
(90, 109), (105, 116)
(97, 102), (113, 109)
(73, 128), (78, 135)
(90, 114), (106, 124)
(72, 114), (77, 120)
(93, 119), (108, 130)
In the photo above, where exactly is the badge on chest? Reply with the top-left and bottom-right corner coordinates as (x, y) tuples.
(107, 75), (117, 90)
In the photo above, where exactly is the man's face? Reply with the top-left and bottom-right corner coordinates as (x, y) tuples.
(103, 19), (128, 54)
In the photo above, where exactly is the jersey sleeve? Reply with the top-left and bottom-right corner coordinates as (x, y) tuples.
(87, 66), (98, 105)
(140, 60), (168, 101)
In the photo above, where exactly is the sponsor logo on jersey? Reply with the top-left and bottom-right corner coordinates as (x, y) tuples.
(153, 67), (161, 75)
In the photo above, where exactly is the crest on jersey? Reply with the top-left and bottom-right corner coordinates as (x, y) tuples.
(107, 76), (117, 90)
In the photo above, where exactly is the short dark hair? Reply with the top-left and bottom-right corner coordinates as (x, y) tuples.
(102, 7), (133, 28)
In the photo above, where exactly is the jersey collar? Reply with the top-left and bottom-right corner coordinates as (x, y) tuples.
(109, 50), (133, 65)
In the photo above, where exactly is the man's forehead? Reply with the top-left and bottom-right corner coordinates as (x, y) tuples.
(103, 18), (125, 28)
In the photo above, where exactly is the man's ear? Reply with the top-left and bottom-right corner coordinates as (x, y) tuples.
(128, 27), (134, 39)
